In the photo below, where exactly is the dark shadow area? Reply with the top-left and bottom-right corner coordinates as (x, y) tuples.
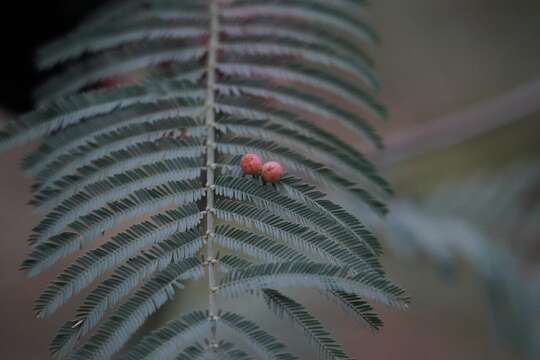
(0, 0), (107, 112)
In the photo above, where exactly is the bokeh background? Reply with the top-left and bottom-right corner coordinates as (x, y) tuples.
(0, 0), (539, 358)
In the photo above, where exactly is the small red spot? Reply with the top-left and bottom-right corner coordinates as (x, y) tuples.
(94, 73), (139, 89)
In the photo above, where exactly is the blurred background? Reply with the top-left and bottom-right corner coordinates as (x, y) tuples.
(0, 0), (539, 358)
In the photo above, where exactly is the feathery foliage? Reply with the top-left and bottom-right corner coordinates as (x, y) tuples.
(1, 0), (408, 358)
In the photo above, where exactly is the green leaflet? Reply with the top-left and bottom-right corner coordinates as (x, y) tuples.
(217, 80), (382, 148)
(24, 97), (205, 173)
(32, 141), (204, 210)
(218, 58), (385, 117)
(23, 180), (205, 278)
(215, 98), (371, 163)
(29, 163), (204, 247)
(214, 224), (311, 264)
(35, 42), (206, 101)
(120, 311), (212, 360)
(60, 1), (208, 41)
(220, 256), (366, 359)
(215, 175), (383, 259)
(0, 79), (205, 150)
(33, 123), (205, 190)
(220, 252), (383, 333)
(263, 289), (354, 360)
(220, 262), (408, 307)
(221, 0), (377, 46)
(221, 37), (378, 92)
(218, 312), (299, 360)
(215, 198), (375, 270)
(33, 203), (203, 318)
(70, 258), (204, 360)
(174, 341), (253, 360)
(49, 230), (205, 357)
(39, 19), (209, 69)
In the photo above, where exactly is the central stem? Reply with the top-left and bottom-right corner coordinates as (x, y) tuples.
(205, 0), (220, 347)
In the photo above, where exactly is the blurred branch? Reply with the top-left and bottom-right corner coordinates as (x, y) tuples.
(376, 78), (540, 166)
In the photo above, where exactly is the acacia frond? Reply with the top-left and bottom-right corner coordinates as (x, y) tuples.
(1, 0), (406, 358)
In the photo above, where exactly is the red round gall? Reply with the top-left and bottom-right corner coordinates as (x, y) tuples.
(240, 153), (263, 175)
(261, 161), (284, 183)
